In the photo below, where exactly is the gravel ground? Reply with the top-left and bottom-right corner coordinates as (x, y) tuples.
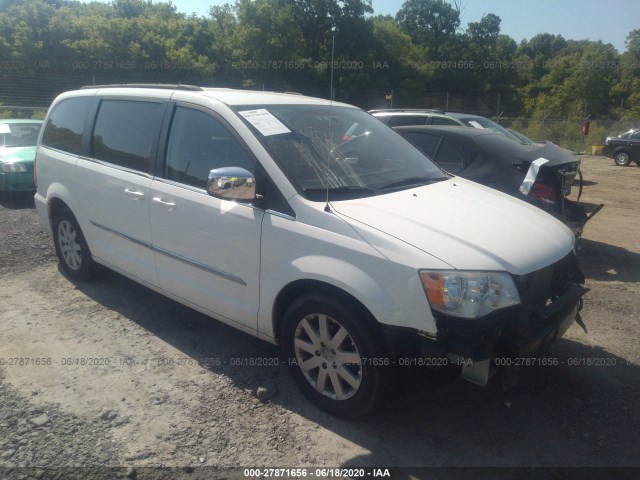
(0, 155), (639, 479)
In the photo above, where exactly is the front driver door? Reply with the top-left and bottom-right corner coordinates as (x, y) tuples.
(149, 104), (263, 331)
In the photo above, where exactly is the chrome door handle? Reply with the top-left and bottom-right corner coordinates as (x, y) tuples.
(124, 188), (145, 200)
(152, 197), (177, 209)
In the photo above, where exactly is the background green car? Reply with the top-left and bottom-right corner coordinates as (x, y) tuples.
(0, 119), (43, 194)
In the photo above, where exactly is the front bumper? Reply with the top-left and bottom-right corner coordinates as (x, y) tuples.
(602, 144), (614, 157)
(426, 283), (587, 363)
(384, 254), (587, 385)
(0, 171), (35, 192)
(496, 284), (586, 358)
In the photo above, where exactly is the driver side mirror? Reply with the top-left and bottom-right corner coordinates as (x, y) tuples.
(207, 167), (256, 201)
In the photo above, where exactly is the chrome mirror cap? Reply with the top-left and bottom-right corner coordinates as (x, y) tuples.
(207, 167), (255, 201)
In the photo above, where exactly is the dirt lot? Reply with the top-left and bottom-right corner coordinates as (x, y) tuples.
(0, 155), (639, 479)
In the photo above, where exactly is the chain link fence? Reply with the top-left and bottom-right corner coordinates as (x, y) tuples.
(2, 81), (638, 153)
(496, 117), (638, 153)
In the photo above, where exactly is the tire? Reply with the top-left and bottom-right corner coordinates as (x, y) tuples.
(281, 294), (390, 418)
(614, 151), (631, 166)
(52, 206), (95, 280)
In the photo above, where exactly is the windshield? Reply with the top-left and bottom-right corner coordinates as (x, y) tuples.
(233, 105), (447, 200)
(618, 130), (635, 139)
(459, 117), (531, 144)
(0, 123), (42, 148)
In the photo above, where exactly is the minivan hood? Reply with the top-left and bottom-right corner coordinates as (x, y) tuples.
(331, 178), (574, 275)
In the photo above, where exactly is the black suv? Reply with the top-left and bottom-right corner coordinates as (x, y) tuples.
(603, 129), (640, 166)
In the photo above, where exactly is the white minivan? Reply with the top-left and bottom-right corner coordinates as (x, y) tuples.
(34, 85), (587, 418)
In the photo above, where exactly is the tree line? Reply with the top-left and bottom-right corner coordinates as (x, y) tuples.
(0, 0), (639, 122)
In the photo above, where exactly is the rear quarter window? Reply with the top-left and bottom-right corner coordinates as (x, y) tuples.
(41, 97), (93, 155)
(434, 138), (466, 174)
(401, 131), (441, 158)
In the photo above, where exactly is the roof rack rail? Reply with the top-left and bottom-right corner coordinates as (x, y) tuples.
(369, 108), (446, 114)
(80, 83), (203, 91)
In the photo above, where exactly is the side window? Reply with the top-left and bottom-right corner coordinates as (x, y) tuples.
(401, 132), (441, 158)
(632, 131), (640, 140)
(164, 107), (254, 189)
(388, 115), (428, 127)
(92, 100), (163, 173)
(430, 117), (460, 126)
(42, 97), (93, 154)
(434, 138), (466, 174)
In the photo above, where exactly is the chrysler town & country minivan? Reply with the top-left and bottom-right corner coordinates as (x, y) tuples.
(34, 85), (587, 417)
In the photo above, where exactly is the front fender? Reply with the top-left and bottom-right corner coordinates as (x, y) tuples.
(257, 254), (435, 340)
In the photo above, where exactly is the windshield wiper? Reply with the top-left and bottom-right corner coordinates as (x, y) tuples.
(376, 176), (447, 191)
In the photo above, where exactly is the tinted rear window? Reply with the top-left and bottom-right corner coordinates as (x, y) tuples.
(42, 97), (93, 155)
(430, 116), (459, 126)
(401, 131), (441, 158)
(0, 123), (41, 147)
(92, 100), (163, 173)
(388, 115), (428, 127)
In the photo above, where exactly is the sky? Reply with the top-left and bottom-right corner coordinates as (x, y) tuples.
(169, 0), (640, 53)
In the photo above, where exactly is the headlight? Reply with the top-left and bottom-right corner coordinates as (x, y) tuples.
(420, 270), (521, 319)
(0, 162), (27, 173)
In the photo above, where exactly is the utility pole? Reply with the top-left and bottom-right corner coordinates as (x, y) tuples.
(540, 113), (550, 141)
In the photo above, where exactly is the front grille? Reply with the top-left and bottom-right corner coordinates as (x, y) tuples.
(514, 263), (554, 308)
(513, 252), (584, 310)
(500, 253), (586, 351)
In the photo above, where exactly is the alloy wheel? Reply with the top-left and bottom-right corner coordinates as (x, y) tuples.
(615, 152), (630, 166)
(293, 313), (362, 401)
(57, 219), (82, 271)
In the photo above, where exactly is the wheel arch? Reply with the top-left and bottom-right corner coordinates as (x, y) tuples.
(44, 183), (76, 226)
(271, 279), (381, 345)
(48, 196), (71, 223)
(613, 146), (632, 157)
(613, 148), (632, 166)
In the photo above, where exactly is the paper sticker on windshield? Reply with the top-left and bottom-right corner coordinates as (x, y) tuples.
(0, 124), (10, 134)
(468, 121), (484, 129)
(239, 109), (290, 136)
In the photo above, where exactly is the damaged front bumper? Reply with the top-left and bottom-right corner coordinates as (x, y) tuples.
(385, 254), (589, 386)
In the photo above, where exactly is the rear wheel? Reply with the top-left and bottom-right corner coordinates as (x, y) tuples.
(614, 151), (631, 166)
(281, 294), (390, 418)
(52, 206), (95, 280)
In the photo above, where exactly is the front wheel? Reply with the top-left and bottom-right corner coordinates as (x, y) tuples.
(614, 151), (631, 166)
(281, 294), (390, 418)
(52, 206), (95, 280)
